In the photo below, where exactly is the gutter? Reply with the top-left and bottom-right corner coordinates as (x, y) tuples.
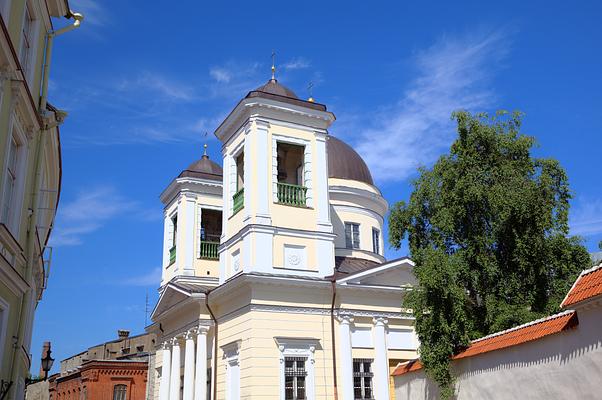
(40, 10), (84, 112)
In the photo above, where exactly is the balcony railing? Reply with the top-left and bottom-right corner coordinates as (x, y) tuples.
(169, 245), (176, 264)
(233, 188), (244, 214)
(277, 182), (308, 207)
(200, 241), (219, 260)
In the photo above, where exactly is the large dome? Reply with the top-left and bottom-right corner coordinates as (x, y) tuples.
(327, 136), (374, 185)
(178, 153), (222, 181)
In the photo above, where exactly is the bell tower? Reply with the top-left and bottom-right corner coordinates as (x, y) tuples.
(215, 75), (336, 283)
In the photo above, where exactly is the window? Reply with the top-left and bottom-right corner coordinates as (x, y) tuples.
(1, 136), (18, 225)
(345, 223), (360, 249)
(284, 357), (307, 400)
(113, 384), (127, 400)
(19, 3), (34, 78)
(236, 152), (244, 190)
(353, 359), (373, 399)
(276, 142), (307, 207)
(372, 228), (380, 254)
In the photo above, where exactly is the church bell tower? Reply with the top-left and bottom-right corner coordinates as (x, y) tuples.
(215, 71), (336, 283)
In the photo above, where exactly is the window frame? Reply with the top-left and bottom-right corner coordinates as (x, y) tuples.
(371, 228), (380, 254)
(1, 120), (28, 234)
(345, 222), (360, 249)
(19, 0), (39, 83)
(276, 338), (317, 400)
(112, 384), (127, 400)
(284, 356), (307, 400)
(352, 358), (374, 400)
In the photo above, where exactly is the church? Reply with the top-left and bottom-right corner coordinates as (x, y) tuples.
(148, 68), (418, 400)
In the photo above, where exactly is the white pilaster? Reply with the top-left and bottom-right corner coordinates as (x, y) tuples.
(183, 331), (196, 400)
(338, 315), (354, 400)
(182, 194), (196, 275)
(254, 119), (271, 224)
(170, 338), (182, 400)
(373, 317), (390, 399)
(243, 124), (252, 222)
(315, 133), (332, 231)
(159, 342), (171, 400)
(162, 212), (171, 273)
(194, 326), (209, 400)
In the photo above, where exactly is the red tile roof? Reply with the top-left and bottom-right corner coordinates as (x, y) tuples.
(561, 264), (602, 308)
(392, 310), (578, 376)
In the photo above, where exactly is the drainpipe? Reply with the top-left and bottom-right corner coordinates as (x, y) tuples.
(205, 290), (218, 400)
(39, 11), (84, 113)
(330, 278), (339, 400)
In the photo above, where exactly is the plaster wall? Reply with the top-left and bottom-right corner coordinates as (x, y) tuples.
(394, 306), (602, 400)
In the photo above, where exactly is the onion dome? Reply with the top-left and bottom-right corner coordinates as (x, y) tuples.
(178, 145), (223, 181)
(327, 136), (374, 185)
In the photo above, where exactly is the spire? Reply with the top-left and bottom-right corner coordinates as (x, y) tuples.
(202, 143), (208, 158)
(271, 50), (276, 81)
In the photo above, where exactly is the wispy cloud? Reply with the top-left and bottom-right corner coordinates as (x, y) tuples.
(282, 57), (310, 70)
(118, 72), (195, 101)
(352, 29), (510, 182)
(50, 186), (137, 246)
(209, 67), (232, 83)
(570, 197), (602, 237)
(122, 267), (162, 287)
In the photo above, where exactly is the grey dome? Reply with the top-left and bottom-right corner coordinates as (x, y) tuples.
(179, 154), (222, 181)
(327, 136), (374, 185)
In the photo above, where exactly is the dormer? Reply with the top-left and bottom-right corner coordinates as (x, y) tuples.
(159, 147), (223, 285)
(215, 78), (336, 283)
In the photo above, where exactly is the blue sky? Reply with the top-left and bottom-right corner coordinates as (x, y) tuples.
(31, 0), (602, 374)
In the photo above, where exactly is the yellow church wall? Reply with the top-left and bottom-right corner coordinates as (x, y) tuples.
(272, 235), (318, 272)
(331, 208), (384, 257)
(328, 178), (382, 196)
(339, 290), (407, 314)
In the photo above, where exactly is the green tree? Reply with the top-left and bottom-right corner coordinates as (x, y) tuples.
(389, 111), (590, 398)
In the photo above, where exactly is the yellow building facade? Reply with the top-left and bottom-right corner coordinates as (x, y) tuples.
(151, 77), (417, 400)
(0, 1), (81, 398)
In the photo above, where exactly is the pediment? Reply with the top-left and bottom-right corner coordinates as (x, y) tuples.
(338, 257), (416, 288)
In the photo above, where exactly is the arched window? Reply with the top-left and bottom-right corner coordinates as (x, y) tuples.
(113, 384), (127, 400)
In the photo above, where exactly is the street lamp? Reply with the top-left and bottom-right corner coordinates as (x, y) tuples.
(41, 349), (54, 380)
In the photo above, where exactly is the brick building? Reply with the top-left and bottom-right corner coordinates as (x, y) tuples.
(48, 360), (148, 400)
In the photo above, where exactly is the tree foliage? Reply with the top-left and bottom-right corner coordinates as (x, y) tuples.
(389, 111), (590, 398)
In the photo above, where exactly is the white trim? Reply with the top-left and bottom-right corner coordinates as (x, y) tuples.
(274, 337), (319, 400)
(272, 134), (313, 207)
(337, 257), (414, 284)
(222, 341), (241, 400)
(214, 97), (335, 145)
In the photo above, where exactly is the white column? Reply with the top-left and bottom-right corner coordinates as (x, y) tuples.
(183, 330), (196, 400)
(170, 337), (182, 400)
(373, 317), (390, 399)
(159, 342), (171, 400)
(338, 315), (354, 400)
(194, 326), (209, 400)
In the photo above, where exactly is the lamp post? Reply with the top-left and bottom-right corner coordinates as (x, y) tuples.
(40, 348), (55, 380)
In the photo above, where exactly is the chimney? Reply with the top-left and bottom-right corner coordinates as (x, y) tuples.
(39, 342), (51, 377)
(117, 330), (130, 340)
